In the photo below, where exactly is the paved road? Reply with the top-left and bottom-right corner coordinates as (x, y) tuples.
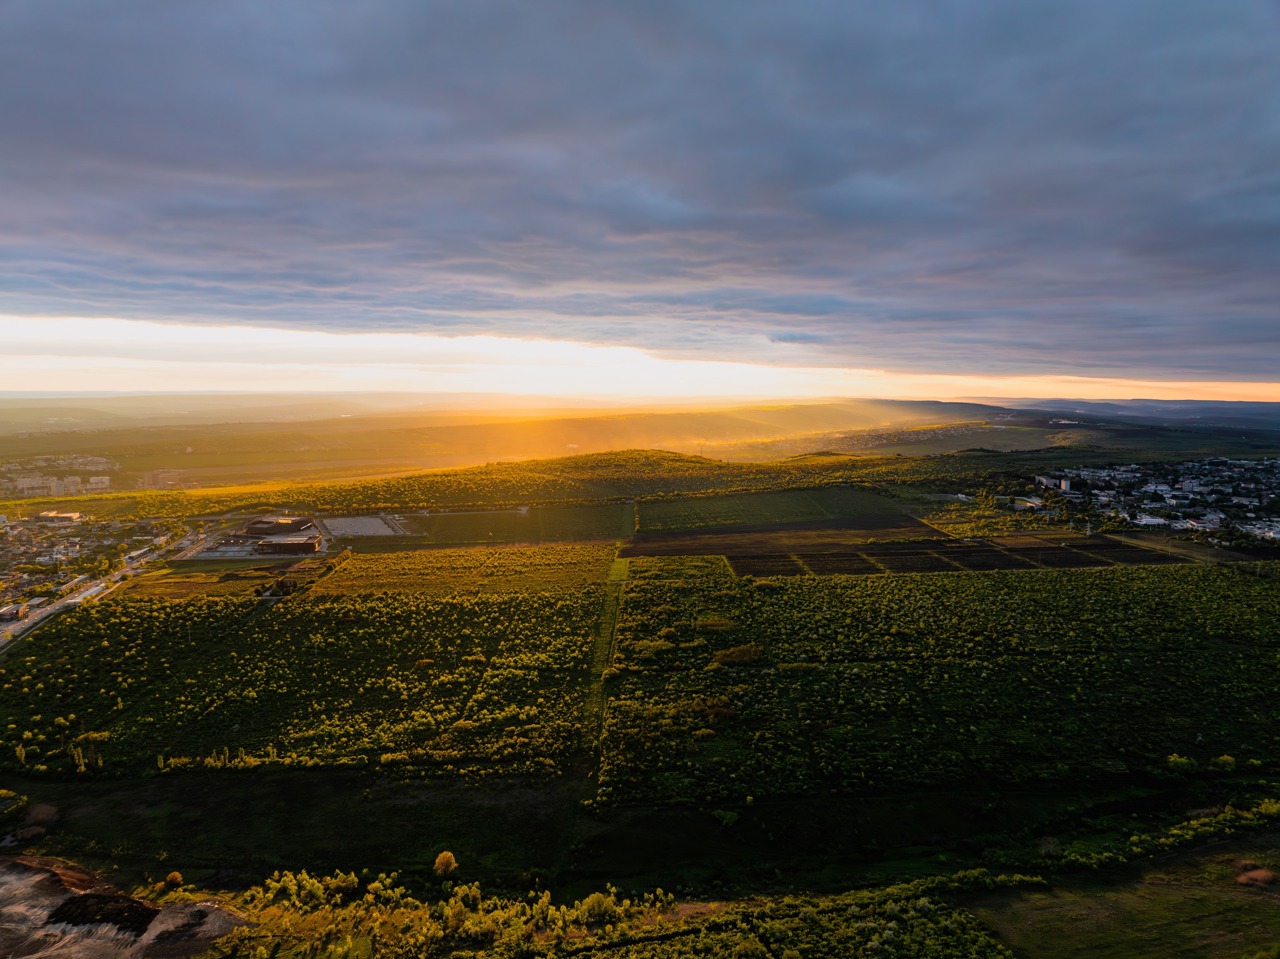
(0, 513), (310, 649)
(0, 528), (204, 650)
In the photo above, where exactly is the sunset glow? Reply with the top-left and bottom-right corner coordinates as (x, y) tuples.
(6, 315), (1277, 402)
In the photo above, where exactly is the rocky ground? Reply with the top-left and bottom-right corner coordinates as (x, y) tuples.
(0, 857), (246, 959)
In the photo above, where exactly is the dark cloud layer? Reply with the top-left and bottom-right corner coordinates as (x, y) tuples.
(1, 0), (1277, 379)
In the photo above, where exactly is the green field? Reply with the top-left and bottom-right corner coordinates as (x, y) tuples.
(7, 557), (1278, 796)
(0, 448), (1020, 520)
(636, 485), (911, 533)
(395, 501), (634, 544)
(599, 564), (1280, 804)
(626, 554), (736, 580)
(309, 542), (616, 596)
(116, 559), (327, 599)
(972, 837), (1280, 958)
(1, 590), (602, 778)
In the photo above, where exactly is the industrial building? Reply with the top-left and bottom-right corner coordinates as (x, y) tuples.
(256, 534), (322, 555)
(245, 516), (316, 537)
(0, 603), (29, 621)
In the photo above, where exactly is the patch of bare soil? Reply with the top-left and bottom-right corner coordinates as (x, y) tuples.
(1234, 861), (1277, 887)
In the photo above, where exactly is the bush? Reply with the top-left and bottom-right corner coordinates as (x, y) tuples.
(713, 644), (764, 666)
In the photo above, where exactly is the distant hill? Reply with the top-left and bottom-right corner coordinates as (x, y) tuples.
(997, 398), (1280, 430)
(1, 394), (1277, 491)
(0, 397), (1004, 485)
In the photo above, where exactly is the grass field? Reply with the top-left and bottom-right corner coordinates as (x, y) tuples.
(971, 836), (1280, 958)
(636, 485), (911, 533)
(394, 502), (634, 545)
(116, 559), (327, 598)
(626, 555), (735, 580)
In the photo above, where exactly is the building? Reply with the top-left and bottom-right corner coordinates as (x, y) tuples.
(245, 516), (315, 536)
(16, 476), (58, 497)
(256, 534), (321, 555)
(0, 603), (29, 621)
(141, 469), (182, 489)
(37, 511), (82, 524)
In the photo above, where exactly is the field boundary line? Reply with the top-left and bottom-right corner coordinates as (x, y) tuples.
(582, 560), (627, 778)
(799, 488), (836, 521)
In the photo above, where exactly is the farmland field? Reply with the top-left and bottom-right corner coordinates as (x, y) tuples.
(796, 551), (887, 575)
(0, 590), (603, 777)
(970, 836), (1280, 959)
(625, 533), (1192, 576)
(597, 563), (1280, 804)
(308, 542), (616, 596)
(623, 526), (933, 556)
(394, 502), (634, 545)
(626, 554), (735, 580)
(637, 485), (905, 532)
(12, 554), (1275, 794)
(726, 553), (809, 577)
(116, 559), (327, 598)
(396, 508), (531, 542)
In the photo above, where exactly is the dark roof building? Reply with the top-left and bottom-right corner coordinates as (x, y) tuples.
(245, 516), (315, 537)
(256, 534), (321, 555)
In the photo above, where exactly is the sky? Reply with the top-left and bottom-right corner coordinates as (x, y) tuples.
(1, 1), (1278, 399)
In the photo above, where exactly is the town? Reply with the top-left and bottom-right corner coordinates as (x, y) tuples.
(0, 512), (185, 621)
(0, 511), (332, 643)
(0, 455), (117, 498)
(1028, 456), (1280, 542)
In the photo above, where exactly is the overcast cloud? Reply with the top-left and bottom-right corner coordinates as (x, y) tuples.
(1, 0), (1277, 381)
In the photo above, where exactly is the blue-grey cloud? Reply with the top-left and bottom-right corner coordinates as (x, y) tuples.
(1, 0), (1278, 381)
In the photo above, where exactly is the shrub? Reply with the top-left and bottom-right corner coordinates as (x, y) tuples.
(713, 644), (764, 666)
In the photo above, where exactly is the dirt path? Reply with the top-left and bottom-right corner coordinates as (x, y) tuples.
(580, 556), (628, 775)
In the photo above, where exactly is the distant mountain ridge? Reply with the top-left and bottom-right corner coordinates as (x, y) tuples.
(997, 398), (1280, 430)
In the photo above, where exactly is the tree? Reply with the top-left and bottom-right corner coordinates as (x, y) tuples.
(433, 850), (458, 877)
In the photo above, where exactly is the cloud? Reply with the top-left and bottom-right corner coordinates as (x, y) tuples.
(0, 0), (1278, 385)
(3, 314), (1275, 402)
